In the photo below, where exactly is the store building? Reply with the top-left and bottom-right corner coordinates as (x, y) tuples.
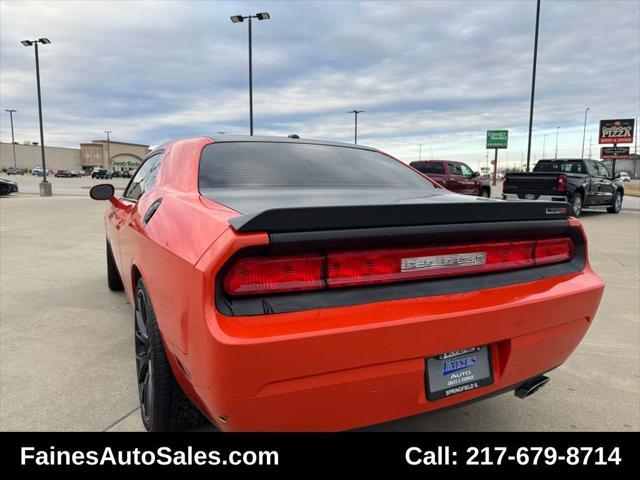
(1, 139), (150, 172)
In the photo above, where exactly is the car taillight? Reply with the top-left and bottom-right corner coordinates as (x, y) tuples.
(502, 175), (507, 190)
(534, 237), (574, 265)
(557, 174), (567, 192)
(224, 255), (324, 296)
(223, 238), (574, 296)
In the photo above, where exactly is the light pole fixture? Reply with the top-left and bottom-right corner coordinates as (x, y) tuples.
(349, 110), (364, 144)
(104, 130), (112, 169)
(21, 37), (52, 196)
(4, 109), (17, 168)
(555, 126), (560, 159)
(525, 0), (541, 172)
(230, 12), (270, 136)
(581, 106), (590, 159)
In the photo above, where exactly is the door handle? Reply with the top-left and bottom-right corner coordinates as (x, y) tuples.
(143, 198), (163, 226)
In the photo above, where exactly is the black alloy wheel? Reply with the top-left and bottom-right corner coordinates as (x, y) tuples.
(135, 286), (153, 425)
(133, 278), (206, 431)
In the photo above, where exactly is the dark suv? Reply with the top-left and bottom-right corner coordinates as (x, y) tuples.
(92, 169), (113, 179)
(410, 160), (491, 197)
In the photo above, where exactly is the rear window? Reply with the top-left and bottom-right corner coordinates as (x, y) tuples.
(199, 142), (436, 189)
(533, 160), (585, 174)
(411, 162), (444, 174)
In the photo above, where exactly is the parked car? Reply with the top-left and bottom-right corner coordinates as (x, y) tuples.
(92, 168), (113, 179)
(503, 158), (624, 217)
(410, 160), (491, 197)
(121, 170), (132, 178)
(55, 169), (72, 178)
(619, 171), (631, 182)
(6, 167), (25, 175)
(32, 166), (43, 176)
(112, 171), (123, 178)
(0, 178), (18, 195)
(90, 135), (604, 432)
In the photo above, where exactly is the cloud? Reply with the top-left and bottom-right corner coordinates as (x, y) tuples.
(1, 0), (638, 167)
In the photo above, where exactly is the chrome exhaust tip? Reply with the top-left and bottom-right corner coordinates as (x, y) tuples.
(514, 375), (550, 399)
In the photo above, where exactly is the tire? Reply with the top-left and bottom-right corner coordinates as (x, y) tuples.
(570, 192), (583, 217)
(480, 188), (490, 198)
(0, 184), (11, 196)
(134, 278), (205, 431)
(106, 239), (124, 291)
(607, 190), (623, 214)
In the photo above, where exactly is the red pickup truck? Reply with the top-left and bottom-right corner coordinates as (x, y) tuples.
(410, 160), (491, 197)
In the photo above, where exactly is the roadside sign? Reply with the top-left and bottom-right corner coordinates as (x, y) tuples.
(599, 119), (634, 144)
(486, 130), (508, 149)
(600, 146), (630, 160)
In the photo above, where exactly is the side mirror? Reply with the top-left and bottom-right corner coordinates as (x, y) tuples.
(90, 184), (115, 200)
(472, 171), (480, 177)
(614, 172), (621, 178)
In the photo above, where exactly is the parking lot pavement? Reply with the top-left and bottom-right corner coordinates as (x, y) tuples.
(1, 194), (638, 432)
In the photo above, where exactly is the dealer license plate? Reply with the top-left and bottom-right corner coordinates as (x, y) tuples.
(425, 346), (493, 400)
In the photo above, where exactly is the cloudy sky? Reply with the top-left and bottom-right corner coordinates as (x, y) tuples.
(1, 0), (639, 170)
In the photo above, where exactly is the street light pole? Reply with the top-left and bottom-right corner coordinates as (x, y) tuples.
(348, 110), (364, 144)
(248, 16), (253, 135)
(231, 12), (270, 136)
(581, 106), (590, 158)
(525, 0), (541, 172)
(555, 126), (560, 159)
(5, 109), (17, 168)
(21, 37), (51, 196)
(542, 134), (547, 159)
(104, 130), (112, 169)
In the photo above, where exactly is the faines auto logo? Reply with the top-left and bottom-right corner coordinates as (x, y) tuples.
(442, 356), (477, 376)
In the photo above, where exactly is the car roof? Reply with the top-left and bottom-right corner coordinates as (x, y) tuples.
(410, 160), (462, 164)
(206, 135), (377, 151)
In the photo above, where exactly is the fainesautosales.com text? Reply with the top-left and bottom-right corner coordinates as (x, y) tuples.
(20, 446), (279, 467)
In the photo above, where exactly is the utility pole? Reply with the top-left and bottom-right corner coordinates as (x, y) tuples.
(525, 0), (541, 172)
(104, 130), (112, 169)
(21, 37), (52, 195)
(230, 12), (270, 136)
(588, 134), (592, 159)
(349, 110), (364, 144)
(542, 134), (547, 159)
(633, 117), (638, 155)
(554, 126), (560, 159)
(581, 106), (590, 158)
(4, 109), (17, 168)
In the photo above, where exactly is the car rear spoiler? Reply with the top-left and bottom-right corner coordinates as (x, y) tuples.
(228, 201), (574, 234)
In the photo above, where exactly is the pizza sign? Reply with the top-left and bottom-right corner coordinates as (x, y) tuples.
(599, 119), (634, 144)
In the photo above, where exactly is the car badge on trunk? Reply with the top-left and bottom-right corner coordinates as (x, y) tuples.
(401, 252), (487, 272)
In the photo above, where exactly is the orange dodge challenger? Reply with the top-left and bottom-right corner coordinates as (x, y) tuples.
(90, 135), (604, 431)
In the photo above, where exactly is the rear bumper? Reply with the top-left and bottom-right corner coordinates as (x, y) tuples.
(181, 267), (604, 431)
(503, 193), (569, 202)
